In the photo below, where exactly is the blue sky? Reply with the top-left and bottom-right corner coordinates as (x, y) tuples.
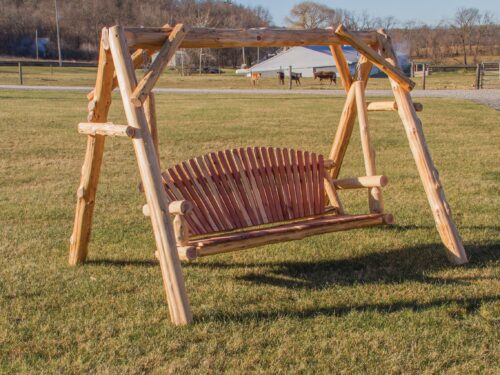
(237, 0), (499, 26)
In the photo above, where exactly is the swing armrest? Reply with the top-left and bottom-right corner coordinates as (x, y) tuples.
(169, 200), (193, 250)
(168, 200), (193, 216)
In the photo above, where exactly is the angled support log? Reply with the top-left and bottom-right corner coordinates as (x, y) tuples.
(329, 44), (352, 92)
(357, 55), (373, 87)
(87, 48), (149, 101)
(328, 55), (373, 180)
(335, 25), (415, 92)
(354, 81), (384, 213)
(144, 92), (160, 165)
(131, 24), (187, 107)
(87, 24), (170, 101)
(108, 26), (192, 325)
(324, 175), (345, 214)
(377, 30), (467, 265)
(69, 28), (114, 265)
(329, 84), (356, 179)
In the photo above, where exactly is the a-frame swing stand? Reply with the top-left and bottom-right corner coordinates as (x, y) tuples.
(68, 24), (468, 326)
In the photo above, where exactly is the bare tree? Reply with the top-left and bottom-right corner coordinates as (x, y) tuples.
(451, 8), (481, 64)
(285, 1), (337, 29)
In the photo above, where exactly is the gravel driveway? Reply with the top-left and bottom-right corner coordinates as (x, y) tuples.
(1, 85), (499, 110)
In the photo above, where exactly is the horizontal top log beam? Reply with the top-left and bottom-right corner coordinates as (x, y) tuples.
(124, 27), (380, 50)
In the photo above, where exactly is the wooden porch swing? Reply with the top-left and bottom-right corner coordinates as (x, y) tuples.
(69, 24), (468, 326)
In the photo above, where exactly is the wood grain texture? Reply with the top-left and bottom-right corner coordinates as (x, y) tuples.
(125, 27), (380, 50)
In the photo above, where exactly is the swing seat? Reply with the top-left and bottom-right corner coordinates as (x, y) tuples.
(153, 147), (393, 260)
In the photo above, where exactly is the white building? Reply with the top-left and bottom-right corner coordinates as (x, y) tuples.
(238, 45), (409, 78)
(239, 46), (359, 78)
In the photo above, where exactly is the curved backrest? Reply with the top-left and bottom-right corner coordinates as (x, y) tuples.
(162, 147), (326, 235)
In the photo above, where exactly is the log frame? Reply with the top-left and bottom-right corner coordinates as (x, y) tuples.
(68, 23), (468, 328)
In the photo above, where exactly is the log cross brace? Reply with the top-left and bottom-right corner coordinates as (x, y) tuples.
(130, 24), (187, 107)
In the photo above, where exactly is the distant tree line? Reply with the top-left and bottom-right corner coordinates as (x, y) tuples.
(0, 0), (498, 66)
(285, 2), (500, 64)
(0, 0), (272, 67)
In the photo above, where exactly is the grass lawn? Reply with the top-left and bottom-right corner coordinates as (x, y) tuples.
(0, 90), (498, 373)
(0, 65), (482, 90)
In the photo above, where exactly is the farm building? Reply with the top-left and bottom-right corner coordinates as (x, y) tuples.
(238, 45), (409, 78)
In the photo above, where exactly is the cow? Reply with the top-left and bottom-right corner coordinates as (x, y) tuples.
(277, 71), (285, 85)
(313, 71), (337, 85)
(250, 72), (261, 86)
(291, 72), (302, 85)
(277, 71), (302, 85)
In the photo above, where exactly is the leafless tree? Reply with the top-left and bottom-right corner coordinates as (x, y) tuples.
(285, 1), (337, 29)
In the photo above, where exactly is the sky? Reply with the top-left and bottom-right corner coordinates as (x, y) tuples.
(237, 0), (499, 26)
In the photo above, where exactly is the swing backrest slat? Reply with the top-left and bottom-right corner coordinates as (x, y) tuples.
(163, 147), (326, 235)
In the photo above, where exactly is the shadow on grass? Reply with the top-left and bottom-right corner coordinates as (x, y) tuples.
(190, 242), (500, 289)
(197, 295), (500, 323)
(86, 258), (157, 267)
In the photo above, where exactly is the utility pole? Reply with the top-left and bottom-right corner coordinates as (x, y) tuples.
(54, 0), (62, 67)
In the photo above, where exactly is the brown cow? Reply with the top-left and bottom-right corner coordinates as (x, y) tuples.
(251, 72), (262, 86)
(314, 71), (337, 85)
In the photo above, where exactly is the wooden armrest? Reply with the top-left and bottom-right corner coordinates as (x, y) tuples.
(168, 200), (193, 215)
(142, 200), (193, 217)
(333, 175), (388, 189)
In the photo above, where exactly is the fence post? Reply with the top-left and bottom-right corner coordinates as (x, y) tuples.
(18, 62), (23, 85)
(422, 63), (426, 90)
(288, 65), (292, 90)
(475, 64), (481, 89)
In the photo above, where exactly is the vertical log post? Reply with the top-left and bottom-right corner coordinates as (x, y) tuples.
(69, 28), (114, 265)
(288, 65), (293, 90)
(377, 30), (467, 265)
(353, 81), (383, 213)
(108, 26), (192, 325)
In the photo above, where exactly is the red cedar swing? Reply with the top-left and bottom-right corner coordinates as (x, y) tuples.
(69, 24), (468, 326)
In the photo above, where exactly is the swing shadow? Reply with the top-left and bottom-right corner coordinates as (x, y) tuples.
(198, 294), (500, 323)
(192, 242), (499, 323)
(86, 241), (499, 322)
(190, 242), (499, 289)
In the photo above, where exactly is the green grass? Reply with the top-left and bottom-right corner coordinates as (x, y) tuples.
(0, 90), (499, 373)
(0, 66), (483, 90)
